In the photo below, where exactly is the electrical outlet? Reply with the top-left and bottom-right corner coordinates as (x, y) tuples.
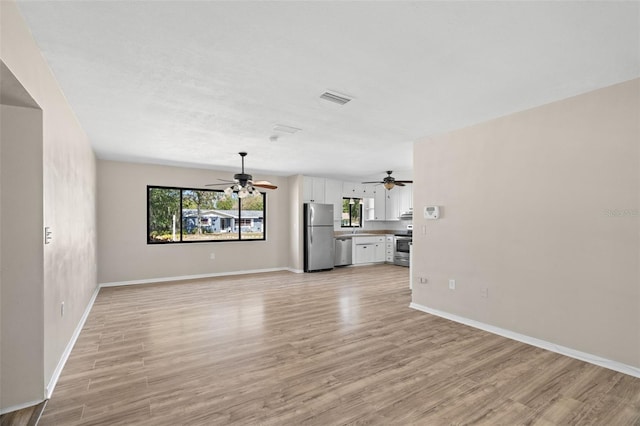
(419, 277), (428, 284)
(448, 279), (456, 290)
(61, 301), (65, 317)
(481, 288), (489, 298)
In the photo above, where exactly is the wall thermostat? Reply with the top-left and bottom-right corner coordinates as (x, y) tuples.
(424, 206), (440, 220)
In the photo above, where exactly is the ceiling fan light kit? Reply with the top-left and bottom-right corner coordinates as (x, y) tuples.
(206, 152), (277, 197)
(363, 171), (413, 191)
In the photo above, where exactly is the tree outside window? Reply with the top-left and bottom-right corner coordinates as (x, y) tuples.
(341, 197), (362, 228)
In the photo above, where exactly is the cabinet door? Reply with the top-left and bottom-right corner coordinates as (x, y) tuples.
(373, 189), (386, 220)
(354, 244), (366, 264)
(303, 177), (314, 203)
(303, 176), (326, 203)
(385, 190), (400, 221)
(312, 178), (326, 203)
(374, 243), (385, 262)
(324, 179), (342, 221)
(398, 185), (413, 213)
(360, 184), (374, 200)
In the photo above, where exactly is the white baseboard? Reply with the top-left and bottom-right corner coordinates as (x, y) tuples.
(45, 286), (100, 398)
(99, 267), (293, 287)
(0, 399), (45, 416)
(286, 268), (304, 274)
(409, 302), (640, 379)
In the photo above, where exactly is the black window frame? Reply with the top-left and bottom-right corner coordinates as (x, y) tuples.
(341, 197), (363, 228)
(147, 185), (267, 244)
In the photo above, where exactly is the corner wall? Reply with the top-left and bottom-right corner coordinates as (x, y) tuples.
(1, 0), (98, 407)
(97, 160), (290, 284)
(412, 78), (639, 369)
(0, 105), (44, 410)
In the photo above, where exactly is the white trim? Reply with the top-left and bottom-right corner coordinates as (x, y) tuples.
(409, 302), (640, 379)
(98, 267), (292, 287)
(45, 286), (100, 398)
(286, 268), (304, 274)
(0, 399), (44, 416)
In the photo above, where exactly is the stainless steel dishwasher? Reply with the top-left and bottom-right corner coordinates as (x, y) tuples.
(334, 237), (352, 266)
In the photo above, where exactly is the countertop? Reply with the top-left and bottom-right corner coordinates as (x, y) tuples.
(334, 234), (381, 239)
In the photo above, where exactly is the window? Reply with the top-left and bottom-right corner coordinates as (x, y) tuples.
(147, 186), (266, 243)
(341, 197), (362, 228)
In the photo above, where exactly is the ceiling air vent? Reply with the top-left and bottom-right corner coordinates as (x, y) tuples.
(319, 91), (352, 105)
(273, 124), (302, 134)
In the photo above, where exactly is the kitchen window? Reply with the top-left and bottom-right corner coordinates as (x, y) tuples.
(341, 197), (362, 228)
(147, 186), (266, 243)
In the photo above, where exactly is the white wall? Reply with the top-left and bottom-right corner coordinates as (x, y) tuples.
(97, 160), (291, 284)
(1, 0), (97, 409)
(287, 175), (304, 272)
(412, 78), (639, 369)
(0, 104), (44, 410)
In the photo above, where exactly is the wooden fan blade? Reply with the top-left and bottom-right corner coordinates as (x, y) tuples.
(205, 183), (230, 187)
(395, 180), (413, 184)
(361, 181), (383, 184)
(253, 181), (278, 190)
(395, 182), (406, 187)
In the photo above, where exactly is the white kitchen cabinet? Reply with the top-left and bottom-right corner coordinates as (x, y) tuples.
(371, 189), (386, 220)
(324, 178), (343, 221)
(303, 176), (326, 203)
(359, 184), (374, 199)
(385, 235), (394, 263)
(374, 242), (385, 263)
(397, 185), (413, 215)
(343, 182), (370, 199)
(369, 188), (400, 221)
(354, 243), (375, 264)
(352, 235), (386, 264)
(385, 190), (400, 221)
(363, 197), (375, 221)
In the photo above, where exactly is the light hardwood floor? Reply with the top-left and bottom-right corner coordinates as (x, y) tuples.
(39, 265), (639, 425)
(0, 401), (46, 426)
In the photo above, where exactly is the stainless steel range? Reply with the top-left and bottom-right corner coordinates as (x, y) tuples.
(394, 225), (412, 267)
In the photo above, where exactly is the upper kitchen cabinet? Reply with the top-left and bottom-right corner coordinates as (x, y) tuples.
(384, 189), (400, 221)
(366, 186), (412, 221)
(303, 176), (342, 221)
(303, 176), (326, 203)
(343, 182), (372, 199)
(397, 185), (413, 214)
(369, 188), (386, 220)
(324, 178), (343, 221)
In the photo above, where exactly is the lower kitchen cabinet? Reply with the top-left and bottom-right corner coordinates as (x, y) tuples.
(352, 235), (386, 264)
(385, 235), (394, 263)
(354, 243), (375, 264)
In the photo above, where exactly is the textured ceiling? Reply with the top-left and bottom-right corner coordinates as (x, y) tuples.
(15, 1), (640, 182)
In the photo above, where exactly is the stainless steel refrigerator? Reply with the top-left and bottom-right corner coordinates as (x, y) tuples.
(304, 203), (335, 272)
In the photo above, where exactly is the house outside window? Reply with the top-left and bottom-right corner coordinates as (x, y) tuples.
(147, 186), (266, 243)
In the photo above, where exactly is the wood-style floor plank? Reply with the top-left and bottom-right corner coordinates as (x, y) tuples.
(37, 265), (640, 425)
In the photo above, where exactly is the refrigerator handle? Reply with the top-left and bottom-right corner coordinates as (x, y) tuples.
(310, 206), (314, 245)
